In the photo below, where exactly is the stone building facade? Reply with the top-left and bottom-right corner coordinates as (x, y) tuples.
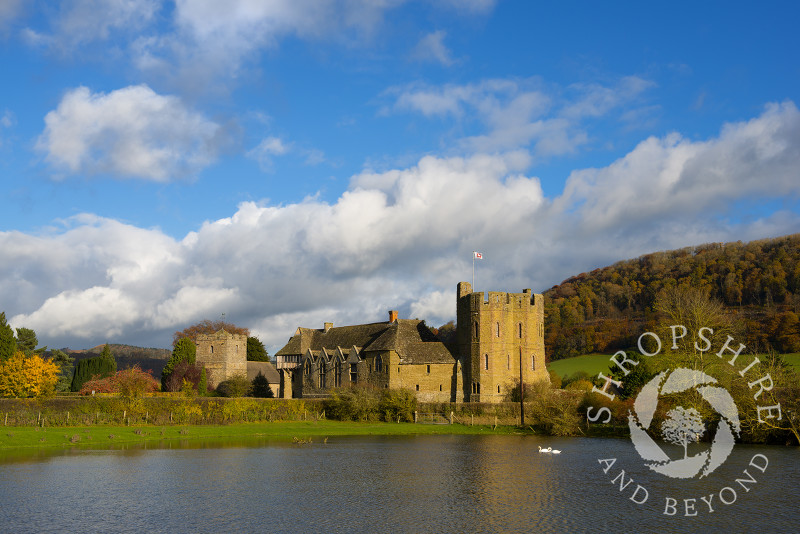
(195, 330), (280, 391)
(457, 282), (549, 402)
(275, 282), (548, 402)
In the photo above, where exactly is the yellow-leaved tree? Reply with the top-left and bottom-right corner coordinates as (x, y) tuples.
(0, 351), (59, 398)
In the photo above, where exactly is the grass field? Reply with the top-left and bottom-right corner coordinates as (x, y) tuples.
(547, 354), (611, 379)
(0, 420), (522, 452)
(548, 352), (800, 379)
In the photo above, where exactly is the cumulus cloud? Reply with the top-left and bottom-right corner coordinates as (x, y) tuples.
(36, 85), (223, 181)
(7, 103), (800, 351)
(386, 76), (655, 154)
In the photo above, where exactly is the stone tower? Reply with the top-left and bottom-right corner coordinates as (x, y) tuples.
(457, 282), (549, 402)
(195, 330), (248, 388)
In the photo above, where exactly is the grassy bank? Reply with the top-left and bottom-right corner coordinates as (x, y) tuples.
(0, 420), (525, 452)
(548, 352), (800, 379)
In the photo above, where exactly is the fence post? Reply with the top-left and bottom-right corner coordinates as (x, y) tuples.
(471, 414), (474, 426)
(449, 411), (453, 425)
(414, 411), (418, 423)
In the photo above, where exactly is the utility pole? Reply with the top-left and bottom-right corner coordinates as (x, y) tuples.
(519, 346), (525, 426)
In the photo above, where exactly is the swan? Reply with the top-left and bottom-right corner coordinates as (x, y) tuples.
(538, 446), (551, 453)
(551, 449), (561, 454)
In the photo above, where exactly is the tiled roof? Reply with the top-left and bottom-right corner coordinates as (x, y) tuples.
(275, 319), (456, 364)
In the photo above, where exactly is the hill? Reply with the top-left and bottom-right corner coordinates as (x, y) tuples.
(59, 344), (171, 378)
(543, 233), (800, 360)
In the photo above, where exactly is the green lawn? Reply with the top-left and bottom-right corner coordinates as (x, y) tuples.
(547, 353), (611, 379)
(548, 352), (800, 379)
(782, 353), (800, 372)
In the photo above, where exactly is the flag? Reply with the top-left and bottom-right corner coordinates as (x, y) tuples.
(473, 251), (483, 260)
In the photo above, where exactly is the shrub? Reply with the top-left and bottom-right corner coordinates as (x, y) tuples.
(0, 351), (60, 398)
(163, 361), (203, 393)
(162, 338), (196, 391)
(323, 388), (379, 421)
(378, 388), (417, 422)
(115, 366), (159, 398)
(216, 373), (251, 397)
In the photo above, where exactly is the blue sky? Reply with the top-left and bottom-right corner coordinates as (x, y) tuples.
(1, 1), (799, 352)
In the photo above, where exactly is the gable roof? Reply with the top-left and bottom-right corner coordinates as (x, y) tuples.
(276, 319), (455, 365)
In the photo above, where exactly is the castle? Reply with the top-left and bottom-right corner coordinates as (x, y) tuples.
(274, 282), (548, 402)
(195, 330), (280, 392)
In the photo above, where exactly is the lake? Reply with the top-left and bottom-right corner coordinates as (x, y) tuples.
(0, 435), (797, 533)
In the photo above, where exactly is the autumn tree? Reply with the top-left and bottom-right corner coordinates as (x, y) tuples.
(0, 351), (59, 398)
(172, 319), (250, 346)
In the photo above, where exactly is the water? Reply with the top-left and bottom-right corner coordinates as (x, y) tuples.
(0, 435), (797, 533)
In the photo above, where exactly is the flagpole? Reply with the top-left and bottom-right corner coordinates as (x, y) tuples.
(472, 252), (475, 289)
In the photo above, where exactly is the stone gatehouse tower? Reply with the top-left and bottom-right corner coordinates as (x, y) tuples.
(195, 330), (248, 388)
(457, 282), (549, 402)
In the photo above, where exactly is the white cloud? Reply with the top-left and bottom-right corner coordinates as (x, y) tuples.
(247, 136), (290, 172)
(36, 85), (223, 181)
(23, 0), (158, 51)
(7, 103), (800, 351)
(386, 76), (655, 154)
(412, 30), (454, 66)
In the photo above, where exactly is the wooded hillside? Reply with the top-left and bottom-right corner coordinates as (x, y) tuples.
(544, 233), (800, 360)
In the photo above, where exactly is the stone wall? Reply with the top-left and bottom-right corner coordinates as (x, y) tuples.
(195, 330), (248, 388)
(457, 282), (549, 402)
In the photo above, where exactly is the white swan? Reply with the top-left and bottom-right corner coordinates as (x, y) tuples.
(551, 449), (561, 454)
(538, 446), (552, 453)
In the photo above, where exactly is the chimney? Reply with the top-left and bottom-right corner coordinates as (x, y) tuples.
(323, 322), (333, 332)
(388, 310), (398, 323)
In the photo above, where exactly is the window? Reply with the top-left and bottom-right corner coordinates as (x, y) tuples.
(518, 323), (523, 338)
(304, 361), (311, 377)
(350, 363), (358, 383)
(439, 384), (442, 391)
(334, 360), (342, 387)
(426, 364), (430, 374)
(318, 364), (325, 388)
(496, 322), (500, 337)
(484, 354), (489, 370)
(210, 345), (214, 354)
(507, 354), (510, 370)
(474, 321), (479, 339)
(416, 384), (419, 391)
(375, 355), (383, 373)
(477, 382), (481, 395)
(531, 355), (536, 370)
(497, 385), (500, 393)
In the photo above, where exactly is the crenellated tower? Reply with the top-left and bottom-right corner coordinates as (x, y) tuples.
(457, 282), (549, 402)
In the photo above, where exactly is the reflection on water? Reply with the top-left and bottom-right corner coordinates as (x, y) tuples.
(0, 435), (797, 533)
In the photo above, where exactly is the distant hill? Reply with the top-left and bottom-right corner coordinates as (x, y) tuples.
(543, 233), (800, 360)
(58, 344), (171, 378)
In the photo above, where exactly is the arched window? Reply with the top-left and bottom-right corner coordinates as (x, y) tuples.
(531, 355), (536, 370)
(319, 363), (326, 388)
(335, 360), (342, 387)
(350, 363), (358, 383)
(375, 355), (383, 373)
(210, 345), (214, 354)
(304, 360), (311, 377)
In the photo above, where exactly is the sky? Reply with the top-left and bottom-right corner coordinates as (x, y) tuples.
(1, 1), (799, 353)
